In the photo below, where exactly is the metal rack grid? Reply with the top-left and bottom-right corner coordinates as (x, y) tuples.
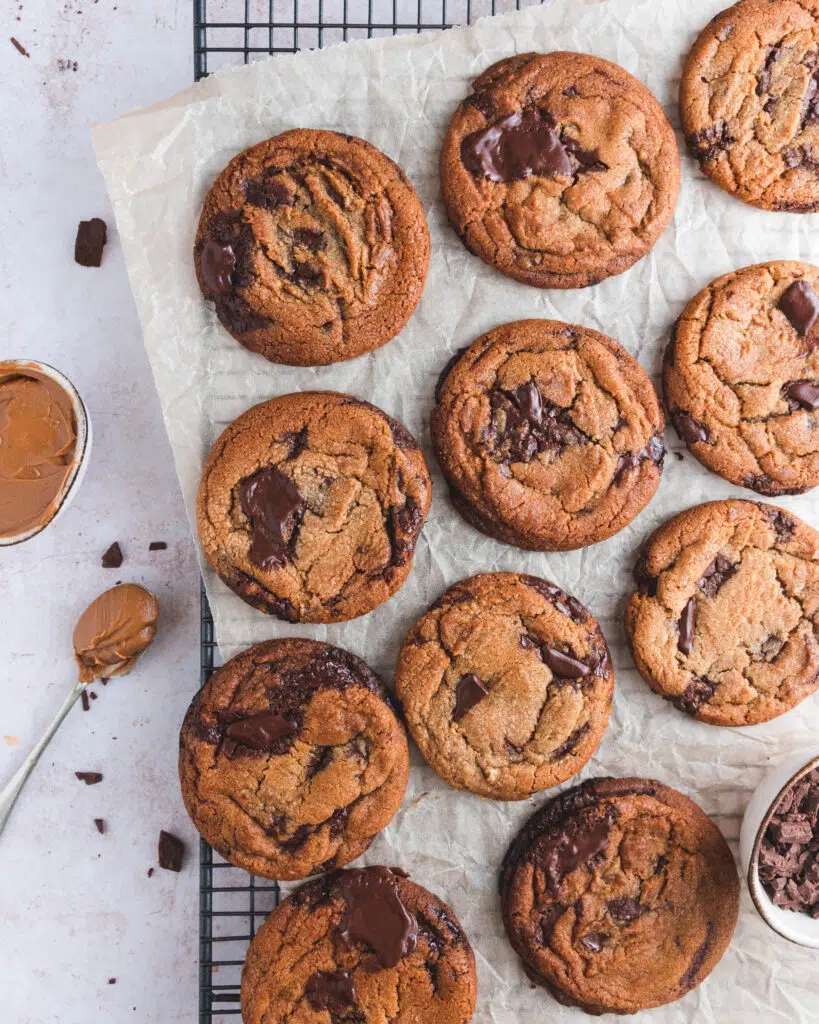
(194, 0), (546, 1018)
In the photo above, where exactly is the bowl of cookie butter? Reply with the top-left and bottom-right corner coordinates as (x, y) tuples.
(0, 360), (91, 546)
(740, 751), (819, 948)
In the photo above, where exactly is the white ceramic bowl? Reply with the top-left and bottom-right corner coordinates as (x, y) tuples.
(0, 360), (92, 546)
(739, 750), (819, 948)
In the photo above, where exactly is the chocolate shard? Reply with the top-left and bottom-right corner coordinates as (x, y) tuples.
(94, 818), (105, 834)
(148, 541), (167, 551)
(677, 597), (696, 655)
(698, 553), (736, 598)
(74, 218), (107, 267)
(158, 830), (185, 872)
(453, 673), (489, 722)
(337, 866), (419, 969)
(542, 645), (591, 680)
(75, 771), (103, 785)
(101, 542), (123, 569)
(779, 280), (819, 337)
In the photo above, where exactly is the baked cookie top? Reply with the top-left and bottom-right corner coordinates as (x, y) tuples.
(681, 0), (819, 211)
(440, 52), (680, 288)
(179, 639), (410, 880)
(626, 499), (819, 726)
(431, 320), (665, 552)
(197, 391), (431, 623)
(665, 261), (819, 496)
(194, 129), (430, 365)
(241, 866), (477, 1024)
(394, 572), (613, 800)
(500, 777), (739, 1015)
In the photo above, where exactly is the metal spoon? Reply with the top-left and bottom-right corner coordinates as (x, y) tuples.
(0, 583), (159, 838)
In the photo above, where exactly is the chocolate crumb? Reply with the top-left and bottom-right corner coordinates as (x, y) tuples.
(89, 691), (98, 701)
(148, 541), (167, 551)
(147, 868), (154, 878)
(94, 818), (105, 834)
(101, 542), (123, 568)
(74, 217), (107, 268)
(158, 830), (185, 872)
(81, 690), (90, 712)
(108, 978), (116, 985)
(75, 771), (103, 785)
(10, 36), (29, 57)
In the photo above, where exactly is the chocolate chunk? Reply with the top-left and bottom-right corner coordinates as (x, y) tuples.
(305, 971), (357, 1013)
(89, 692), (98, 701)
(803, 68), (819, 128)
(672, 411), (710, 445)
(223, 711), (297, 755)
(523, 578), (587, 623)
(579, 932), (605, 952)
(245, 176), (293, 209)
(633, 552), (658, 597)
(148, 541), (167, 551)
(542, 645), (590, 680)
(679, 921), (714, 989)
(292, 228), (326, 253)
(200, 240), (236, 296)
(762, 506), (795, 542)
(779, 281), (819, 337)
(550, 722), (590, 762)
(490, 383), (585, 464)
(607, 896), (641, 922)
(539, 903), (566, 941)
(673, 677), (716, 716)
(687, 121), (734, 163)
(783, 380), (819, 411)
(461, 107), (574, 182)
(541, 807), (616, 895)
(238, 467), (304, 572)
(698, 554), (736, 598)
(770, 817), (814, 845)
(74, 218), (107, 267)
(158, 830), (185, 872)
(147, 868), (154, 878)
(337, 866), (419, 968)
(107, 978), (116, 985)
(677, 597), (696, 655)
(81, 690), (90, 712)
(453, 673), (489, 722)
(101, 542), (123, 568)
(614, 435), (665, 482)
(75, 771), (103, 785)
(10, 37), (30, 57)
(756, 45), (780, 96)
(511, 380), (543, 424)
(94, 818), (105, 834)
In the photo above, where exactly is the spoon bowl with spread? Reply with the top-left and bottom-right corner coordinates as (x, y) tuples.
(0, 583), (159, 837)
(0, 360), (91, 546)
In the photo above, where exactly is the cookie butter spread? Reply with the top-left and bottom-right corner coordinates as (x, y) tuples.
(0, 362), (78, 538)
(73, 584), (159, 683)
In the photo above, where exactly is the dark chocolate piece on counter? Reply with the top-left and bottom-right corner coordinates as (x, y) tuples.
(158, 830), (185, 872)
(779, 281), (819, 337)
(75, 771), (103, 785)
(10, 37), (30, 57)
(101, 542), (123, 568)
(107, 978), (116, 985)
(94, 818), (105, 834)
(74, 218), (108, 268)
(305, 971), (358, 1013)
(238, 467), (304, 572)
(147, 868), (154, 878)
(337, 866), (419, 969)
(148, 541), (167, 551)
(677, 598), (696, 655)
(81, 690), (90, 712)
(453, 673), (489, 721)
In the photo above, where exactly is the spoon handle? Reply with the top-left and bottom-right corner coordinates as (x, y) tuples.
(0, 681), (85, 839)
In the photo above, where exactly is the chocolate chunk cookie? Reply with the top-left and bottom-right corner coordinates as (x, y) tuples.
(681, 0), (819, 212)
(241, 866), (477, 1023)
(500, 777), (739, 1014)
(197, 391), (431, 622)
(665, 261), (819, 495)
(440, 52), (680, 288)
(178, 640), (410, 880)
(626, 499), (819, 726)
(431, 320), (665, 551)
(194, 129), (430, 365)
(394, 573), (613, 800)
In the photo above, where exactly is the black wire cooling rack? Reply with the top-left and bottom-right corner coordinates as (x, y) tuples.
(194, 0), (545, 1018)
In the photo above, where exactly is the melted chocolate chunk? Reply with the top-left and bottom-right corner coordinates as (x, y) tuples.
(614, 435), (665, 482)
(672, 411), (711, 445)
(673, 677), (716, 716)
(607, 896), (641, 922)
(200, 240), (236, 296)
(756, 45), (780, 96)
(223, 711), (297, 757)
(238, 467), (304, 572)
(762, 506), (795, 542)
(784, 380), (819, 411)
(779, 281), (819, 337)
(453, 673), (489, 722)
(292, 227), (326, 253)
(74, 217), (107, 268)
(245, 175), (293, 209)
(543, 645), (590, 680)
(550, 722), (590, 762)
(523, 577), (587, 623)
(101, 542), (123, 569)
(461, 107), (574, 182)
(337, 866), (419, 969)
(679, 921), (714, 989)
(75, 771), (103, 785)
(489, 381), (584, 463)
(158, 830), (185, 872)
(541, 807), (616, 895)
(698, 553), (736, 598)
(305, 971), (358, 1013)
(677, 597), (696, 656)
(579, 932), (605, 952)
(687, 121), (734, 163)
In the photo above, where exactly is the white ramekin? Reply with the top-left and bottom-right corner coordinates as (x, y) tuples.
(739, 750), (819, 948)
(0, 360), (92, 546)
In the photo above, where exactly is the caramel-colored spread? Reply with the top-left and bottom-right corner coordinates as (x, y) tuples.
(0, 362), (78, 539)
(73, 584), (159, 683)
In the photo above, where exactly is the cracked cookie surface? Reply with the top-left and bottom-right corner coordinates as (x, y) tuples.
(626, 499), (819, 726)
(665, 261), (819, 495)
(431, 320), (665, 551)
(394, 573), (613, 800)
(178, 640), (410, 880)
(681, 0), (819, 211)
(197, 391), (432, 622)
(194, 129), (430, 365)
(241, 866), (477, 1024)
(440, 52), (680, 288)
(500, 777), (739, 1015)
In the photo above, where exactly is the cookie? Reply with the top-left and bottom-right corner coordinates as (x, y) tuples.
(665, 261), (819, 496)
(194, 129), (430, 365)
(500, 777), (739, 1015)
(394, 573), (613, 800)
(440, 52), (680, 288)
(241, 866), (478, 1023)
(197, 391), (431, 623)
(431, 320), (665, 552)
(681, 0), (819, 212)
(626, 499), (819, 726)
(178, 639), (410, 880)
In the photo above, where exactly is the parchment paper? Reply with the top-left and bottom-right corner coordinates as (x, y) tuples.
(93, 1), (819, 1018)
